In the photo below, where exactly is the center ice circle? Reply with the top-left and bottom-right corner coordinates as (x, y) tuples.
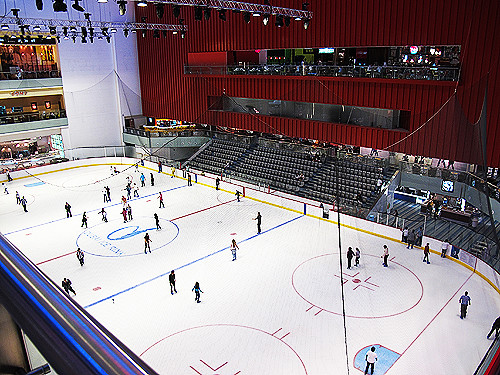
(292, 253), (423, 319)
(140, 324), (307, 374)
(76, 216), (178, 257)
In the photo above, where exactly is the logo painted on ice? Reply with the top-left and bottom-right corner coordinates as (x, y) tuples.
(107, 226), (156, 241)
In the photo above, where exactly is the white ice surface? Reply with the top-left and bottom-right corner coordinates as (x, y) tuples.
(1, 160), (500, 375)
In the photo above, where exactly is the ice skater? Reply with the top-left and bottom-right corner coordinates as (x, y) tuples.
(7, 172), (13, 182)
(103, 188), (109, 203)
(441, 239), (449, 258)
(3, 184), (8, 194)
(230, 239), (239, 261)
(150, 173), (155, 187)
(381, 245), (389, 267)
(169, 270), (177, 294)
(459, 291), (471, 319)
(140, 173), (146, 187)
(100, 208), (108, 222)
(76, 247), (84, 266)
(487, 316), (500, 339)
(81, 212), (88, 228)
(216, 177), (220, 190)
(127, 204), (133, 221)
(423, 243), (430, 264)
(158, 160), (162, 173)
(347, 247), (354, 269)
(171, 166), (175, 178)
(133, 183), (139, 198)
(105, 186), (111, 202)
(62, 278), (76, 296)
(253, 212), (262, 234)
(158, 192), (164, 208)
(154, 213), (161, 230)
(355, 247), (360, 267)
(125, 184), (132, 200)
(187, 173), (192, 186)
(20, 196), (27, 212)
(122, 207), (128, 223)
(144, 232), (152, 253)
(16, 191), (20, 204)
(235, 190), (241, 202)
(192, 281), (203, 303)
(121, 195), (127, 207)
(65, 202), (72, 217)
(364, 346), (377, 375)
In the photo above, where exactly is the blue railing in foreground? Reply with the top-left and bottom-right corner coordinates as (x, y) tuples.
(0, 233), (158, 375)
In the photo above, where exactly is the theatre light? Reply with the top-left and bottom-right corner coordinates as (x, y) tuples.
(218, 9), (226, 21)
(72, 0), (85, 12)
(36, 0), (43, 11)
(155, 3), (164, 19)
(118, 1), (127, 16)
(137, 1), (147, 7)
(275, 15), (283, 27)
(172, 5), (180, 18)
(204, 8), (211, 21)
(243, 12), (251, 23)
(53, 0), (67, 12)
(303, 18), (310, 29)
(194, 6), (203, 21)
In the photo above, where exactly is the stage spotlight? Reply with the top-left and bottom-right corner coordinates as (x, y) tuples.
(89, 27), (94, 37)
(275, 15), (283, 27)
(118, 1), (126, 16)
(53, 0), (67, 11)
(11, 8), (20, 17)
(110, 28), (117, 33)
(84, 12), (91, 20)
(49, 26), (57, 35)
(97, 0), (107, 3)
(1, 25), (8, 30)
(243, 12), (251, 23)
(155, 3), (164, 19)
(218, 9), (226, 21)
(172, 5), (180, 18)
(141, 29), (147, 38)
(162, 30), (168, 38)
(137, 0), (147, 7)
(33, 25), (41, 32)
(153, 30), (159, 38)
(303, 18), (310, 29)
(302, 2), (309, 10)
(81, 27), (87, 38)
(123, 28), (129, 37)
(204, 8), (211, 21)
(194, 6), (203, 21)
(72, 0), (85, 12)
(36, 0), (43, 11)
(263, 14), (269, 25)
(284, 16), (291, 26)
(70, 26), (77, 32)
(181, 30), (186, 39)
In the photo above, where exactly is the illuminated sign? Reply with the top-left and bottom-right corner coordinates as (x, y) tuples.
(10, 90), (28, 96)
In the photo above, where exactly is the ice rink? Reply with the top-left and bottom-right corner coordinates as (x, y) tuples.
(1, 158), (500, 375)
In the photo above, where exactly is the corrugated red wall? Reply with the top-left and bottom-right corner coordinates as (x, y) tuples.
(136, 0), (500, 166)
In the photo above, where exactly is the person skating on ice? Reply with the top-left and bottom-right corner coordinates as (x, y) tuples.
(216, 177), (220, 190)
(62, 278), (76, 296)
(441, 239), (449, 258)
(158, 192), (165, 208)
(235, 190), (241, 202)
(81, 212), (88, 228)
(122, 207), (128, 223)
(121, 195), (127, 207)
(381, 245), (389, 267)
(150, 173), (154, 187)
(347, 247), (354, 269)
(169, 270), (177, 295)
(355, 247), (360, 267)
(423, 243), (430, 264)
(105, 186), (111, 202)
(144, 232), (152, 254)
(16, 191), (20, 204)
(133, 183), (139, 198)
(459, 291), (471, 319)
(171, 166), (175, 178)
(487, 316), (500, 339)
(140, 173), (146, 187)
(253, 212), (262, 234)
(187, 173), (192, 186)
(65, 202), (72, 217)
(192, 281), (203, 303)
(230, 239), (239, 261)
(102, 188), (108, 203)
(20, 196), (28, 212)
(364, 346), (377, 375)
(127, 204), (133, 221)
(100, 208), (108, 222)
(154, 213), (161, 230)
(76, 247), (84, 266)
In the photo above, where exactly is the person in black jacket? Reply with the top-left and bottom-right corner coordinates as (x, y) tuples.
(253, 212), (262, 234)
(169, 270), (177, 295)
(487, 316), (500, 339)
(347, 247), (354, 269)
(62, 278), (76, 296)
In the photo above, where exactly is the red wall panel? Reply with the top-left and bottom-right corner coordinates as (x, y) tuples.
(136, 0), (500, 166)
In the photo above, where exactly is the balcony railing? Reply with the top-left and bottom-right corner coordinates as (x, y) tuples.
(0, 70), (61, 80)
(184, 64), (460, 81)
(0, 109), (66, 125)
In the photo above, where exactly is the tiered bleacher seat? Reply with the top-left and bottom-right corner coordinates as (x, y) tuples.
(189, 138), (249, 175)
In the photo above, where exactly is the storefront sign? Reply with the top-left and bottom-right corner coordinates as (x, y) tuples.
(10, 90), (28, 96)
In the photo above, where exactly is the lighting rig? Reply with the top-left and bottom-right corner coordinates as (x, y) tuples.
(0, 15), (187, 43)
(126, 0), (313, 29)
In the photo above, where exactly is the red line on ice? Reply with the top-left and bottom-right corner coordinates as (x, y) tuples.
(314, 309), (323, 316)
(272, 328), (282, 336)
(280, 332), (290, 340)
(36, 251), (75, 265)
(189, 366), (202, 374)
(200, 359), (227, 371)
(171, 199), (237, 221)
(306, 306), (314, 312)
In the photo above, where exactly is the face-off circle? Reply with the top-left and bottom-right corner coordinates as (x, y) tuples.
(76, 216), (179, 257)
(292, 253), (423, 319)
(140, 324), (307, 375)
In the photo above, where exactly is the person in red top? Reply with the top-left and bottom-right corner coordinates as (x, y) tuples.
(158, 192), (164, 208)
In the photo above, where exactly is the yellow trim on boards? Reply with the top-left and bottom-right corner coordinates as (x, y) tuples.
(4, 161), (500, 295)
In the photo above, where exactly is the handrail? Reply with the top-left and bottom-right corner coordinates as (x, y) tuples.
(0, 233), (158, 375)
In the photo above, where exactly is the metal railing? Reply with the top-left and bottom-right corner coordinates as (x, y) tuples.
(184, 64), (460, 81)
(0, 70), (61, 80)
(0, 109), (66, 125)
